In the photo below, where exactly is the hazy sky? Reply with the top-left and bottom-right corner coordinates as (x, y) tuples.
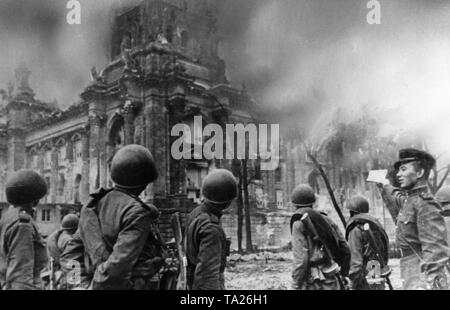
(1, 0), (450, 162)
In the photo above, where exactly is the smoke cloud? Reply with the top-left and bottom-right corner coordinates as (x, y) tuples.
(217, 0), (450, 165)
(1, 0), (450, 165)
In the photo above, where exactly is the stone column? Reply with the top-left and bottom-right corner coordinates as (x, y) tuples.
(122, 101), (135, 146)
(168, 98), (187, 195)
(7, 128), (26, 173)
(81, 127), (90, 203)
(144, 96), (167, 197)
(50, 145), (58, 203)
(88, 113), (106, 193)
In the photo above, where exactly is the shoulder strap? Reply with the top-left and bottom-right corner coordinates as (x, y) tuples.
(113, 187), (154, 213)
(290, 213), (304, 233)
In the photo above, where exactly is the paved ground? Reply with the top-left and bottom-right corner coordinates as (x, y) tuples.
(224, 251), (402, 290)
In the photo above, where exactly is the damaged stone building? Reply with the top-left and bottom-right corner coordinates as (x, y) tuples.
(0, 0), (292, 248)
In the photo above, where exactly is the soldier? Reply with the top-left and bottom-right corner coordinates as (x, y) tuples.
(290, 184), (351, 290)
(47, 213), (79, 289)
(64, 144), (166, 290)
(345, 195), (390, 290)
(379, 148), (450, 290)
(185, 169), (237, 290)
(0, 169), (48, 290)
(435, 186), (450, 244)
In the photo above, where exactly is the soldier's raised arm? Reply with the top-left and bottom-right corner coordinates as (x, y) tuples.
(379, 183), (405, 223)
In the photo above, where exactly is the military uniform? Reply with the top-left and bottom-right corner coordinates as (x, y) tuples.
(61, 145), (164, 290)
(186, 204), (227, 290)
(382, 184), (450, 289)
(80, 188), (166, 290)
(47, 229), (77, 289)
(291, 207), (350, 290)
(0, 206), (48, 290)
(346, 214), (389, 290)
(185, 169), (237, 290)
(436, 186), (450, 243)
(47, 230), (74, 266)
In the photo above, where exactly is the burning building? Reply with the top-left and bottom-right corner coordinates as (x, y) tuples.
(0, 0), (291, 247)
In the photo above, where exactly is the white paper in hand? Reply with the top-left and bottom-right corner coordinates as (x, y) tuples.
(366, 169), (389, 185)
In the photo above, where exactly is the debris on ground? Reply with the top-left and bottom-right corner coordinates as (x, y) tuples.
(225, 251), (403, 290)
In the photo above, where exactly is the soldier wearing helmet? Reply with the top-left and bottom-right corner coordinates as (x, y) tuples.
(63, 144), (166, 290)
(379, 148), (450, 290)
(345, 195), (390, 290)
(185, 169), (238, 290)
(0, 169), (48, 290)
(46, 213), (79, 289)
(290, 184), (350, 290)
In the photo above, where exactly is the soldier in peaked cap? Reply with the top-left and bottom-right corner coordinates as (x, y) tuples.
(290, 184), (350, 290)
(0, 169), (48, 290)
(185, 169), (238, 290)
(379, 148), (450, 290)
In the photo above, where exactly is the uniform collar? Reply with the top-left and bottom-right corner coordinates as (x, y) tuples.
(202, 203), (223, 219)
(405, 183), (429, 197)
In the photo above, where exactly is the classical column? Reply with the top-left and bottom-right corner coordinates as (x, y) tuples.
(81, 126), (90, 203)
(122, 101), (136, 146)
(142, 96), (168, 196)
(168, 98), (187, 195)
(50, 145), (58, 203)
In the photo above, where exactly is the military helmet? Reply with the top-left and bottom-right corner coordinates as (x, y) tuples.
(61, 214), (79, 231)
(291, 184), (316, 207)
(110, 144), (158, 188)
(5, 169), (47, 205)
(436, 187), (450, 204)
(345, 195), (369, 213)
(202, 169), (238, 204)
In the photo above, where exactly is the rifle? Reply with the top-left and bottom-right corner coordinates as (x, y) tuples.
(49, 257), (54, 290)
(301, 213), (349, 290)
(171, 212), (187, 290)
(305, 149), (347, 227)
(362, 223), (394, 290)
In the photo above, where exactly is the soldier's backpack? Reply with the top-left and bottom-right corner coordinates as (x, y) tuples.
(290, 208), (348, 272)
(345, 213), (389, 265)
(47, 229), (64, 265)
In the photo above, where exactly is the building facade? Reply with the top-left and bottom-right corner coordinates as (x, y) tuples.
(0, 0), (291, 246)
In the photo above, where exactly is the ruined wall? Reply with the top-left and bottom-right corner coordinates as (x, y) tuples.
(222, 208), (292, 251)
